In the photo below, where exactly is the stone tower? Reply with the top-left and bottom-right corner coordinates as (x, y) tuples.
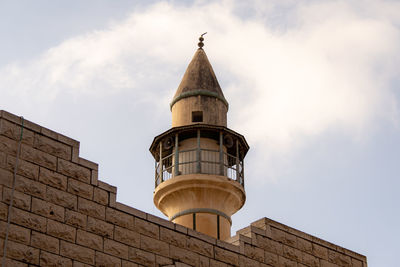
(150, 35), (249, 240)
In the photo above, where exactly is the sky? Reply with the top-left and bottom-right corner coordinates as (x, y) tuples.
(0, 0), (399, 265)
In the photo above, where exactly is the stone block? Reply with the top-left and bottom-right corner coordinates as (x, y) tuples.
(39, 167), (68, 191)
(160, 227), (187, 248)
(187, 236), (213, 257)
(114, 225), (140, 247)
(104, 238), (129, 259)
(60, 240), (95, 265)
(244, 243), (264, 262)
(115, 203), (146, 219)
(135, 218), (159, 239)
(46, 186), (77, 210)
(352, 258), (363, 267)
(40, 250), (73, 267)
(0, 168), (13, 188)
(91, 169), (98, 186)
(283, 245), (302, 262)
(199, 255), (210, 267)
(301, 251), (319, 267)
(209, 259), (228, 267)
(271, 227), (297, 247)
(255, 235), (283, 255)
(5, 240), (39, 265)
(21, 144), (57, 170)
(76, 229), (103, 251)
(68, 179), (94, 200)
(297, 237), (312, 253)
(170, 245), (200, 266)
(87, 216), (114, 238)
(47, 219), (76, 242)
(2, 186), (31, 210)
(278, 255), (297, 267)
(140, 234), (169, 257)
(6, 156), (39, 180)
(0, 202), (8, 221)
(0, 151), (5, 168)
(10, 207), (46, 232)
(147, 213), (174, 230)
(128, 247), (156, 267)
(214, 247), (239, 266)
(65, 209), (87, 229)
(188, 228), (216, 245)
(98, 180), (117, 193)
(239, 255), (260, 267)
(93, 187), (108, 205)
(0, 221), (31, 244)
(264, 250), (279, 266)
(156, 255), (173, 266)
(58, 158), (90, 183)
(0, 119), (35, 146)
(106, 208), (134, 230)
(57, 133), (79, 148)
(0, 256), (28, 267)
(78, 197), (105, 220)
(0, 135), (17, 156)
(95, 251), (122, 267)
(34, 134), (71, 160)
(78, 157), (98, 170)
(313, 243), (329, 260)
(320, 259), (338, 267)
(328, 250), (351, 266)
(122, 260), (139, 267)
(32, 197), (64, 222)
(31, 231), (60, 254)
(14, 175), (46, 198)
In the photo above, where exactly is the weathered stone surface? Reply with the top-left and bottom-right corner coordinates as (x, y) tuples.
(106, 208), (134, 229)
(76, 229), (103, 251)
(264, 250), (279, 266)
(68, 179), (93, 199)
(328, 250), (351, 266)
(46, 186), (77, 210)
(214, 247), (239, 266)
(271, 227), (297, 247)
(32, 197), (64, 222)
(104, 239), (129, 259)
(39, 167), (68, 190)
(313, 243), (329, 260)
(239, 255), (259, 267)
(0, 168), (13, 188)
(95, 251), (122, 267)
(283, 245), (302, 262)
(0, 221), (30, 244)
(10, 207), (46, 232)
(0, 119), (35, 145)
(78, 197), (105, 219)
(114, 226), (140, 247)
(31, 231), (59, 254)
(0, 257), (28, 267)
(244, 243), (264, 262)
(6, 156), (39, 180)
(65, 209), (87, 229)
(0, 201), (8, 220)
(5, 240), (40, 265)
(87, 216), (114, 238)
(128, 247), (156, 267)
(170, 245), (199, 266)
(40, 250), (73, 267)
(156, 255), (173, 266)
(297, 237), (312, 253)
(60, 240), (95, 265)
(278, 255), (297, 267)
(47, 219), (76, 242)
(0, 135), (17, 156)
(122, 260), (139, 267)
(135, 218), (159, 239)
(302, 251), (319, 267)
(140, 235), (169, 257)
(255, 235), (283, 255)
(320, 259), (338, 267)
(34, 134), (71, 160)
(2, 187), (31, 210)
(21, 144), (57, 170)
(93, 187), (108, 205)
(210, 259), (228, 267)
(58, 158), (90, 183)
(187, 236), (213, 257)
(0, 151), (5, 168)
(160, 227), (187, 248)
(14, 175), (46, 198)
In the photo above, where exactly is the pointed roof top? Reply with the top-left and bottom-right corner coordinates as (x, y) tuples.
(170, 38), (228, 109)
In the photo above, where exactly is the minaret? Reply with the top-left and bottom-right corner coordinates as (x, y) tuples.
(150, 34), (249, 240)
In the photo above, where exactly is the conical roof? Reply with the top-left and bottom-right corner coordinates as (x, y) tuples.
(170, 48), (228, 109)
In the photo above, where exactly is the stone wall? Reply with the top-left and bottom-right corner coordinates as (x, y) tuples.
(0, 110), (367, 267)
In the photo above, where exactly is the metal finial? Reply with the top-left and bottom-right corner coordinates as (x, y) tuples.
(198, 32), (207, 48)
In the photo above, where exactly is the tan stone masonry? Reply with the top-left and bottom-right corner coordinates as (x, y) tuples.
(0, 110), (367, 266)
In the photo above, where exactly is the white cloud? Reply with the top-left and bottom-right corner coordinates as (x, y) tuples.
(0, 0), (399, 181)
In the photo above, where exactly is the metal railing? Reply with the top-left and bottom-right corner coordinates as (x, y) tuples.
(155, 148), (244, 187)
